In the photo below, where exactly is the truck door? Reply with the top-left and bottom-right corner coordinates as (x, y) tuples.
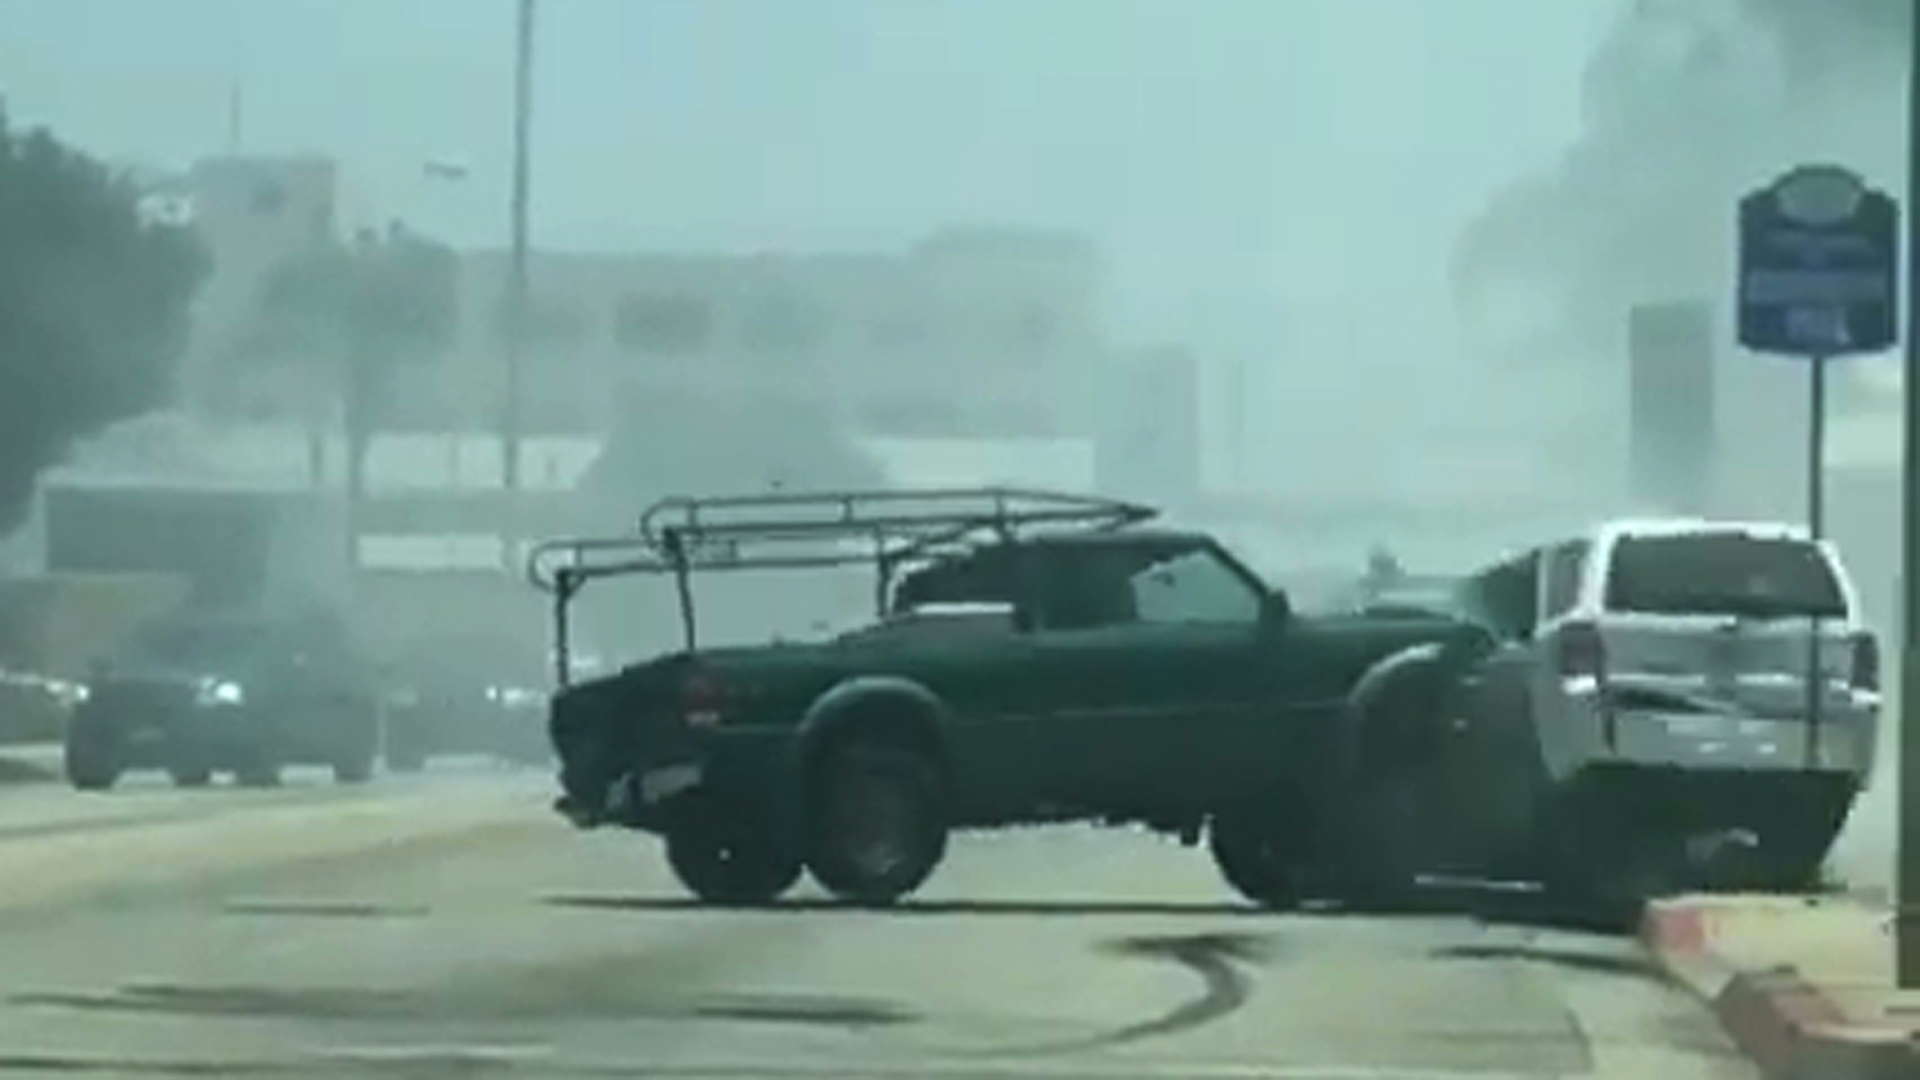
(1023, 541), (1266, 808)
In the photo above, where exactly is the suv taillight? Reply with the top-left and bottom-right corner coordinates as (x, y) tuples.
(1558, 620), (1607, 680)
(681, 669), (726, 728)
(1851, 632), (1880, 692)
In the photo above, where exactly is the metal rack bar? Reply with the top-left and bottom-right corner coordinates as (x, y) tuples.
(526, 486), (1156, 686)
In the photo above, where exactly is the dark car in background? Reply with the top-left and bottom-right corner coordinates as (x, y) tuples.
(65, 607), (381, 790)
(382, 632), (550, 771)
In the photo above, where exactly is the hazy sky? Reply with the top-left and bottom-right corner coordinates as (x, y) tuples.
(0, 0), (1614, 352)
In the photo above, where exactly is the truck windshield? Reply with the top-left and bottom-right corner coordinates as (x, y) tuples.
(1604, 533), (1846, 620)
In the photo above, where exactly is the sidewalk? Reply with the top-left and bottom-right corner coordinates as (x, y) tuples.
(1641, 894), (1920, 1078)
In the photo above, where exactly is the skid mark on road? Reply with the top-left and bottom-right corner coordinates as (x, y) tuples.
(1428, 941), (1658, 981)
(0, 1047), (1561, 1078)
(1093, 933), (1269, 1045)
(12, 981), (912, 1030)
(940, 931), (1275, 1060)
(219, 899), (430, 919)
(544, 894), (1264, 919)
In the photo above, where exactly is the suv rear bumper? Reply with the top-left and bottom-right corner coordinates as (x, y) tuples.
(1546, 688), (1877, 781)
(1542, 761), (1859, 872)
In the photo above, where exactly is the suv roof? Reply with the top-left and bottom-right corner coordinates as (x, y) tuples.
(1594, 517), (1816, 544)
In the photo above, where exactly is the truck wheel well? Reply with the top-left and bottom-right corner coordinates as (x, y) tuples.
(1347, 653), (1449, 780)
(802, 693), (946, 778)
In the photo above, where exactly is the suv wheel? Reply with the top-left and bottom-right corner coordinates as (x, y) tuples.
(383, 715), (427, 773)
(167, 761), (213, 788)
(233, 745), (281, 789)
(165, 732), (213, 788)
(64, 705), (123, 792)
(333, 750), (375, 784)
(1209, 814), (1307, 910)
(806, 742), (947, 906)
(664, 794), (802, 905)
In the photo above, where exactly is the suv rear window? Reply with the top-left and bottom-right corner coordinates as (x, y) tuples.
(1604, 533), (1846, 619)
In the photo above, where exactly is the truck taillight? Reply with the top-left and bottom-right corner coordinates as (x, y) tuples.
(1559, 620), (1606, 680)
(1851, 632), (1880, 692)
(681, 670), (726, 728)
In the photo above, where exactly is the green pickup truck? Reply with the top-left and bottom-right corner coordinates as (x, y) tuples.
(529, 489), (1490, 908)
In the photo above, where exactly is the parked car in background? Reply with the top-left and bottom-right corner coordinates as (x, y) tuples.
(382, 632), (550, 771)
(65, 605), (381, 789)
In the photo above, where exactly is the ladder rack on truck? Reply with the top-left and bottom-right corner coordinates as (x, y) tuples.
(525, 487), (1156, 686)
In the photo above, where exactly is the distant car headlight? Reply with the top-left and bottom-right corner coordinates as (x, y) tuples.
(486, 685), (544, 709)
(195, 678), (245, 706)
(45, 679), (89, 707)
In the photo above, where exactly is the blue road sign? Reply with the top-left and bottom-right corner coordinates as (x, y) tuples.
(1737, 164), (1899, 357)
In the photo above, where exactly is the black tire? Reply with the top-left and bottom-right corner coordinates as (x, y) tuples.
(1746, 785), (1855, 893)
(384, 718), (427, 773)
(333, 749), (375, 784)
(1209, 813), (1307, 910)
(167, 761), (214, 788)
(165, 731), (214, 788)
(64, 705), (123, 792)
(805, 742), (948, 906)
(233, 744), (281, 788)
(664, 794), (803, 905)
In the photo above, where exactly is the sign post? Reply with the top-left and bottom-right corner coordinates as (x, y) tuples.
(1903, 16), (1920, 990)
(1736, 163), (1899, 777)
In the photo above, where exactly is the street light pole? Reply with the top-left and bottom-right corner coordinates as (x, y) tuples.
(1897, 0), (1920, 990)
(503, 0), (535, 569)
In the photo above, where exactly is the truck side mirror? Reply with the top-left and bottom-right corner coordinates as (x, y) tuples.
(1262, 589), (1293, 631)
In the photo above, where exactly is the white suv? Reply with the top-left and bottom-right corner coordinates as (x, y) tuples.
(1456, 518), (1878, 892)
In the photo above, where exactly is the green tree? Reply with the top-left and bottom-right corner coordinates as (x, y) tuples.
(254, 221), (457, 537)
(0, 114), (208, 532)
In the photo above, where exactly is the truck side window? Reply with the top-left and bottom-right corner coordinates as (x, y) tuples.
(1126, 549), (1261, 626)
(1032, 549), (1138, 630)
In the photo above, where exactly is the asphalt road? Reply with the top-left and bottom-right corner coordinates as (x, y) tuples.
(0, 763), (1757, 1080)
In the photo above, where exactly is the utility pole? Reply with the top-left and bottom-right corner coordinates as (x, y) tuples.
(1897, 0), (1920, 989)
(227, 77), (245, 153)
(503, 0), (535, 571)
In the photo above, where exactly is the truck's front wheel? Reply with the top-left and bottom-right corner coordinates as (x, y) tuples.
(64, 705), (123, 792)
(665, 795), (802, 905)
(1209, 813), (1307, 911)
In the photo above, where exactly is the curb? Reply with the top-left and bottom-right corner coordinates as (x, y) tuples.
(1640, 900), (1920, 1079)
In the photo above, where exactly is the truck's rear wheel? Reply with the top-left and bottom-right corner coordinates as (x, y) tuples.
(233, 744), (281, 788)
(383, 715), (427, 773)
(665, 795), (802, 905)
(333, 749), (375, 784)
(806, 742), (947, 906)
(167, 760), (213, 788)
(1209, 813), (1307, 910)
(64, 705), (123, 791)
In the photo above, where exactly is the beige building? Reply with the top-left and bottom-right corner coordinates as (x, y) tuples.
(169, 155), (341, 418)
(379, 227), (1107, 441)
(162, 152), (1107, 445)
